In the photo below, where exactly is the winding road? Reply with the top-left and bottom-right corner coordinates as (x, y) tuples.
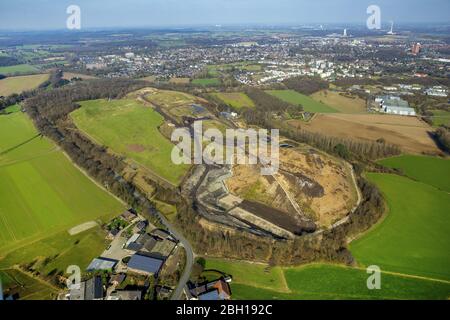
(155, 211), (195, 300)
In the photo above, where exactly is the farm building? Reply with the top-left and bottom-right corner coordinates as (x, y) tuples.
(189, 278), (232, 300)
(68, 276), (104, 300)
(125, 233), (156, 252)
(86, 257), (118, 271)
(127, 253), (164, 275)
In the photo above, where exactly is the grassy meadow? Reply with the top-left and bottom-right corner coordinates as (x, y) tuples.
(350, 173), (450, 281)
(192, 78), (221, 86)
(310, 90), (366, 113)
(0, 64), (38, 75)
(266, 89), (338, 113)
(71, 99), (190, 185)
(430, 109), (450, 127)
(211, 92), (255, 109)
(378, 155), (450, 192)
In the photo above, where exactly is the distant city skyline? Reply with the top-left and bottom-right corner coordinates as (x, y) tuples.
(1, 0), (449, 31)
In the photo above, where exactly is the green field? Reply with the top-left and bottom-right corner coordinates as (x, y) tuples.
(430, 109), (450, 127)
(204, 259), (450, 300)
(71, 99), (190, 185)
(0, 269), (57, 300)
(351, 173), (450, 281)
(0, 226), (109, 277)
(0, 112), (124, 253)
(0, 64), (39, 75)
(378, 155), (450, 192)
(205, 259), (288, 293)
(266, 90), (338, 113)
(192, 78), (221, 86)
(0, 73), (49, 96)
(211, 92), (255, 109)
(1, 104), (21, 114)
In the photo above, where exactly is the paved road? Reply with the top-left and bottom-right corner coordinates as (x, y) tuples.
(155, 212), (195, 300)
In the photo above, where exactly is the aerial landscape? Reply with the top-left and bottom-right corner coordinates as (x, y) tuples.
(0, 0), (449, 306)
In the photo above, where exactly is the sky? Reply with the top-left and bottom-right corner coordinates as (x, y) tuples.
(1, 0), (449, 31)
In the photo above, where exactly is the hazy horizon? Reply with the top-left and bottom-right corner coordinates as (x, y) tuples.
(1, 0), (449, 31)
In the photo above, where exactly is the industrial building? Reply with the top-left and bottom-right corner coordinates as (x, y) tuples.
(375, 95), (416, 116)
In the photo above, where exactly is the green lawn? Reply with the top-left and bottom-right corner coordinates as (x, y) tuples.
(378, 155), (450, 192)
(192, 78), (221, 86)
(204, 258), (288, 293)
(350, 173), (450, 281)
(204, 259), (450, 300)
(0, 112), (124, 253)
(211, 92), (255, 109)
(0, 64), (39, 75)
(266, 90), (338, 113)
(71, 99), (190, 185)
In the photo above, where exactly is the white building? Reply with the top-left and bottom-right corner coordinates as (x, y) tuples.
(376, 95), (416, 116)
(425, 86), (448, 97)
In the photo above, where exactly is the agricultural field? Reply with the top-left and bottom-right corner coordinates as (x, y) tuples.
(204, 259), (450, 300)
(192, 78), (221, 86)
(0, 111), (124, 254)
(71, 98), (190, 185)
(169, 77), (190, 84)
(0, 64), (39, 75)
(0, 226), (109, 278)
(430, 109), (450, 127)
(289, 113), (441, 154)
(310, 90), (367, 114)
(0, 269), (57, 300)
(0, 73), (49, 96)
(378, 155), (450, 192)
(140, 75), (156, 82)
(210, 92), (255, 109)
(351, 173), (450, 281)
(266, 89), (338, 113)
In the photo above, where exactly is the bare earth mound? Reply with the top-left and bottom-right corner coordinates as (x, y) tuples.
(226, 147), (357, 228)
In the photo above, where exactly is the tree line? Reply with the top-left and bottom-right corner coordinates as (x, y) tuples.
(283, 76), (329, 95)
(240, 89), (401, 161)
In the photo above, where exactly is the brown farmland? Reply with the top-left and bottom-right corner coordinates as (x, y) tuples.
(289, 113), (440, 154)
